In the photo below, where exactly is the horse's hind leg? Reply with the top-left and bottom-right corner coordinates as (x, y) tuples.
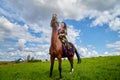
(68, 57), (74, 74)
(50, 56), (55, 77)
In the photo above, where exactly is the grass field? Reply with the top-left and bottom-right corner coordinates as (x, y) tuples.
(0, 56), (120, 80)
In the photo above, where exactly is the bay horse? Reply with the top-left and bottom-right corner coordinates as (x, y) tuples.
(49, 14), (81, 79)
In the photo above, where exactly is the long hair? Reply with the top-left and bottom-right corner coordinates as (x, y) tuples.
(62, 22), (67, 30)
(61, 22), (67, 35)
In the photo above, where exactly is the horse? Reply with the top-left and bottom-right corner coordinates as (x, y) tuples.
(49, 14), (81, 79)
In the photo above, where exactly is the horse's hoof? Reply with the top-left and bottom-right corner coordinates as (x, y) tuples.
(72, 68), (74, 72)
(60, 78), (62, 80)
(70, 68), (74, 74)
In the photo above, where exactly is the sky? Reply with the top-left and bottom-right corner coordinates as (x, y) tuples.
(0, 0), (120, 61)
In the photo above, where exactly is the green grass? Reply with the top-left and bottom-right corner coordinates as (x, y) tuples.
(0, 56), (120, 80)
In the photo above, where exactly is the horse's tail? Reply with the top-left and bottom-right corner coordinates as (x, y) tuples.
(69, 42), (81, 64)
(75, 47), (81, 64)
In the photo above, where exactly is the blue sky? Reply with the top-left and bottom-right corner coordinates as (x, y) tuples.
(65, 19), (119, 53)
(0, 0), (120, 61)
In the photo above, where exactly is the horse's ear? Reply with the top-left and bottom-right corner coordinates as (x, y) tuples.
(52, 14), (57, 19)
(50, 14), (58, 27)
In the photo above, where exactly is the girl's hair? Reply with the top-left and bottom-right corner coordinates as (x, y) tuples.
(62, 22), (67, 30)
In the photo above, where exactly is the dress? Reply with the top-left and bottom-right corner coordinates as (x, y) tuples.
(58, 29), (68, 45)
(58, 29), (71, 56)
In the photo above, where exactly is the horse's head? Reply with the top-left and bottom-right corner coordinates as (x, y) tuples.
(50, 14), (59, 28)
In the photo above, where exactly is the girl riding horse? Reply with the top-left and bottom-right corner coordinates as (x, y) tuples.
(49, 14), (81, 79)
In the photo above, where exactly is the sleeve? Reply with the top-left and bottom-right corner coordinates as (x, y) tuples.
(64, 29), (67, 35)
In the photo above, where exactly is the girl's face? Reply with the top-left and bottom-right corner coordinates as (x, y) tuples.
(61, 23), (65, 28)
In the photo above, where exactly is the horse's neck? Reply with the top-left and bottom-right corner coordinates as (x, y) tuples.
(51, 26), (58, 48)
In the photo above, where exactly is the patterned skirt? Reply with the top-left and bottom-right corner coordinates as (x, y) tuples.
(59, 36), (74, 57)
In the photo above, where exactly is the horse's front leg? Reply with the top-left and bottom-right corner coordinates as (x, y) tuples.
(50, 56), (55, 77)
(58, 56), (62, 79)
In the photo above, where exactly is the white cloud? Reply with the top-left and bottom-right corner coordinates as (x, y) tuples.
(87, 45), (96, 50)
(67, 25), (80, 44)
(91, 11), (114, 26)
(17, 39), (26, 51)
(91, 10), (120, 31)
(77, 46), (99, 58)
(0, 16), (34, 41)
(0, 0), (120, 60)
(80, 0), (120, 11)
(109, 18), (120, 31)
(0, 51), (3, 55)
(0, 16), (49, 60)
(102, 41), (120, 56)
(106, 41), (120, 51)
(104, 51), (120, 56)
(2, 0), (120, 30)
(4, 0), (60, 24)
